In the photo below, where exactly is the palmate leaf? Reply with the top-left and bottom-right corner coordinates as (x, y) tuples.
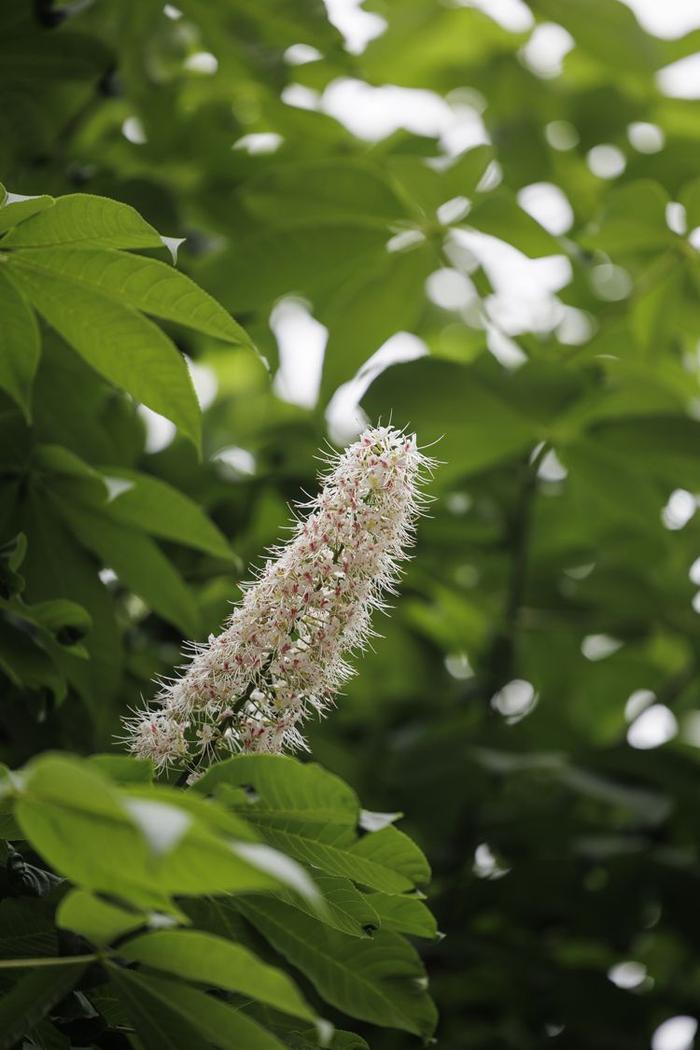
(56, 888), (146, 948)
(7, 262), (201, 451)
(0, 193), (54, 235)
(108, 966), (288, 1050)
(120, 928), (316, 1021)
(9, 247), (250, 345)
(51, 498), (201, 638)
(12, 755), (318, 911)
(96, 467), (235, 562)
(1, 194), (163, 250)
(274, 873), (382, 938)
(238, 898), (438, 1038)
(0, 964), (86, 1050)
(195, 755), (429, 892)
(0, 267), (39, 420)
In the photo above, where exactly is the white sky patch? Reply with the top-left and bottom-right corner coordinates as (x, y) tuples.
(517, 182), (574, 235)
(325, 332), (428, 445)
(437, 196), (471, 225)
(545, 120), (579, 151)
(187, 359), (218, 410)
(651, 1016), (698, 1050)
(271, 298), (328, 409)
(319, 78), (489, 153)
(486, 325), (528, 369)
(184, 51), (218, 74)
(425, 268), (477, 311)
(212, 446), (256, 478)
(323, 0), (387, 53)
(445, 651), (475, 679)
(386, 229), (426, 253)
(662, 488), (696, 530)
(627, 704), (678, 749)
(625, 689), (656, 722)
(587, 144), (626, 179)
(622, 0), (700, 38)
(689, 556), (700, 584)
(628, 121), (665, 153)
(581, 634), (623, 661)
(122, 116), (146, 145)
(281, 84), (321, 111)
(557, 307), (595, 346)
(666, 202), (687, 234)
(473, 842), (510, 879)
(450, 227), (572, 336)
(457, 0), (533, 32)
(520, 22), (574, 78)
(138, 405), (176, 454)
(608, 961), (648, 990)
(657, 53), (700, 99)
(537, 448), (568, 482)
(491, 678), (538, 720)
(284, 43), (323, 65)
(233, 132), (283, 155)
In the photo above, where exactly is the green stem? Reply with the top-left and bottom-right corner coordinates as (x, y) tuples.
(0, 953), (103, 969)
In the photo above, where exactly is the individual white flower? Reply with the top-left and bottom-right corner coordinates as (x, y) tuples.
(122, 425), (434, 773)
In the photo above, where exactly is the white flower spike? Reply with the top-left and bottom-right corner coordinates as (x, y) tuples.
(122, 425), (434, 773)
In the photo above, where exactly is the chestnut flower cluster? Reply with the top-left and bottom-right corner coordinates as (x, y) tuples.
(122, 426), (433, 774)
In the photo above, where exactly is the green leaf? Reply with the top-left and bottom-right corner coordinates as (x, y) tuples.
(106, 965), (212, 1050)
(277, 873), (381, 938)
(98, 467), (234, 561)
(362, 357), (537, 482)
(529, 0), (662, 73)
(0, 899), (57, 961)
(349, 826), (431, 889)
(239, 898), (437, 1037)
(320, 241), (437, 395)
(1, 194), (163, 250)
(195, 755), (360, 819)
(584, 180), (673, 254)
(7, 262), (201, 449)
(108, 965), (288, 1050)
(14, 755), (317, 910)
(680, 175), (700, 230)
(388, 146), (494, 217)
(466, 190), (561, 256)
(196, 756), (424, 892)
(56, 889), (146, 947)
(0, 32), (112, 84)
(86, 754), (154, 784)
(0, 964), (85, 1050)
(366, 893), (439, 939)
(121, 928), (316, 1020)
(10, 247), (250, 344)
(0, 194), (54, 235)
(242, 159), (408, 225)
(0, 267), (40, 420)
(49, 497), (201, 638)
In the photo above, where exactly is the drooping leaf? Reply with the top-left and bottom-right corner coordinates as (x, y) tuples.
(239, 898), (437, 1038)
(10, 247), (250, 344)
(7, 262), (201, 449)
(121, 928), (316, 1021)
(0, 267), (40, 419)
(1, 194), (163, 250)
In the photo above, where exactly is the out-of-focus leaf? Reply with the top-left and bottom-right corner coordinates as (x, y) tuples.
(0, 268), (39, 420)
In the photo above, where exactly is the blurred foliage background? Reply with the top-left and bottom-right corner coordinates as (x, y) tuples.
(4, 0), (700, 1047)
